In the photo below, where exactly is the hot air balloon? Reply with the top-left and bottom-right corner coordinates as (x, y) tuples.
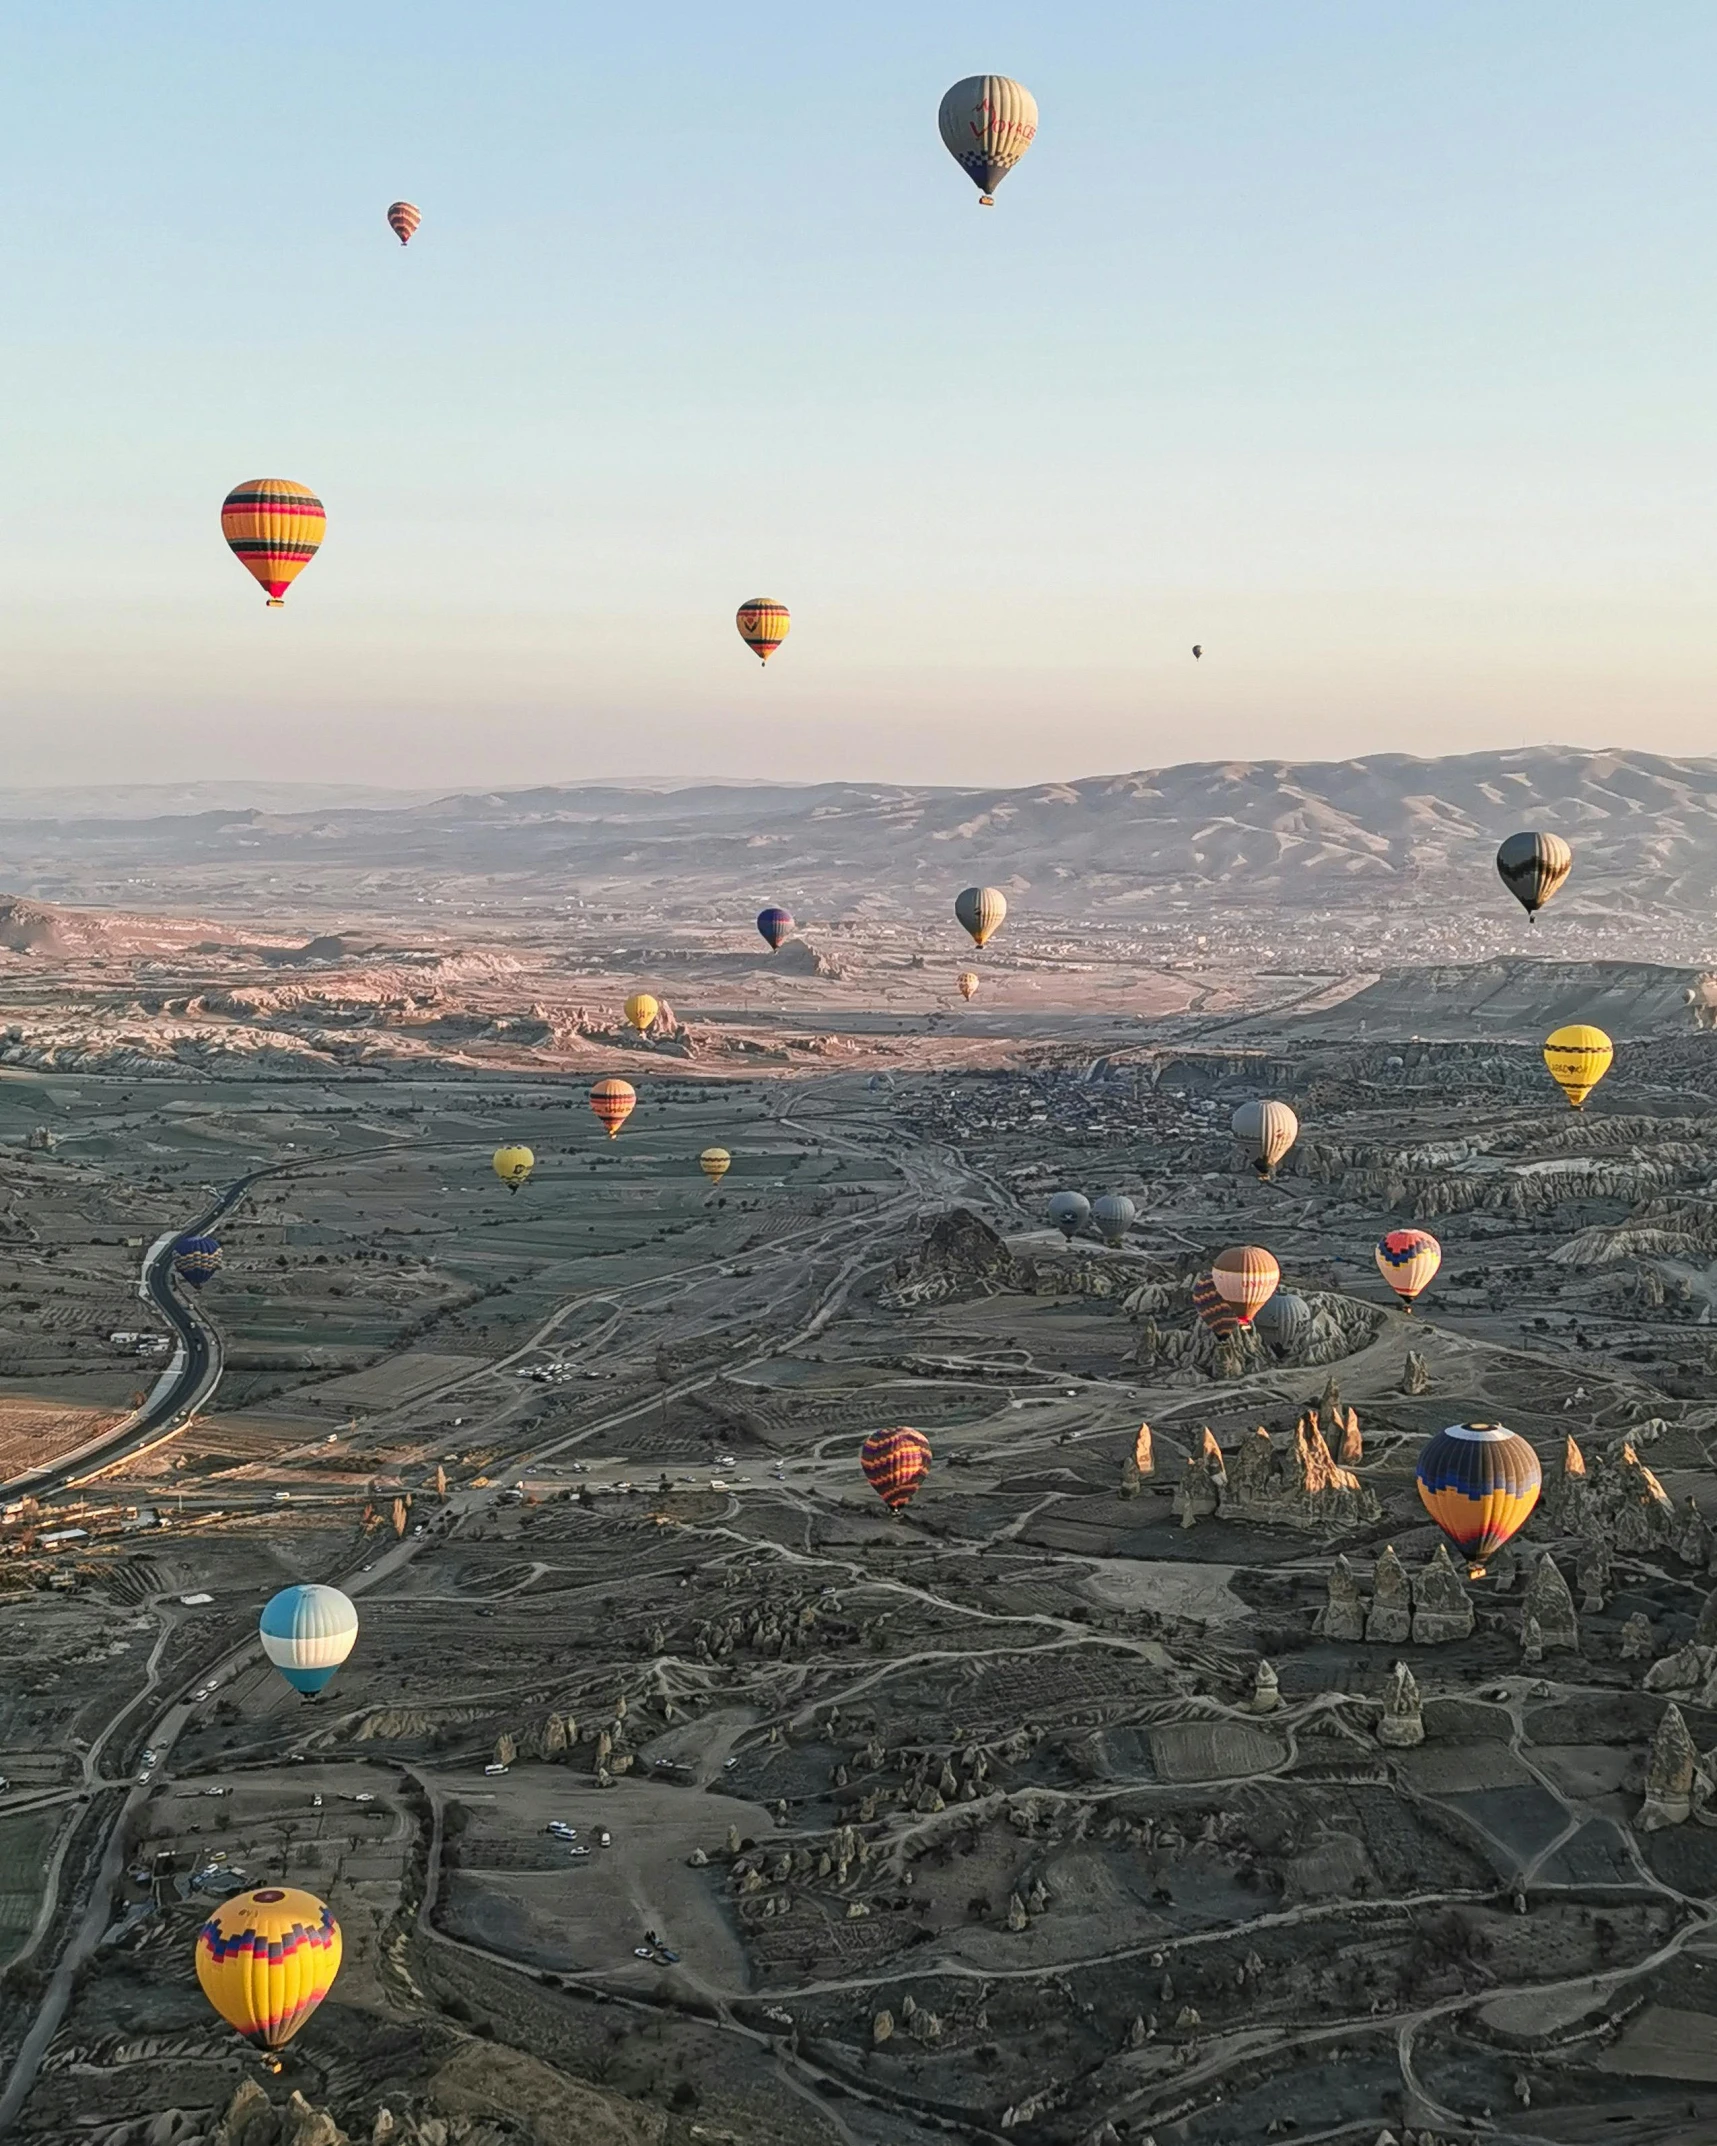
(221, 480), (325, 606)
(196, 1887), (342, 2052)
(1192, 644), (1203, 659)
(757, 906), (794, 951)
(955, 886), (1006, 948)
(624, 992), (659, 1035)
(1210, 1245), (1279, 1326)
(937, 76), (1038, 205)
(736, 599), (790, 665)
(259, 1583), (358, 1696)
(1496, 832), (1571, 922)
(1415, 1422), (1541, 1573)
(1092, 1194), (1136, 1246)
(699, 1146), (731, 1185)
(1375, 1227), (1440, 1310)
(387, 200), (421, 246)
(173, 1234), (222, 1289)
(1544, 1025), (1612, 1110)
(957, 971), (979, 1002)
(1231, 1100), (1299, 1179)
(1253, 1288), (1311, 1355)
(860, 1427), (931, 1514)
(1192, 1273), (1242, 1337)
(1047, 1191), (1090, 1241)
(492, 1145), (534, 1193)
(590, 1078), (636, 1138)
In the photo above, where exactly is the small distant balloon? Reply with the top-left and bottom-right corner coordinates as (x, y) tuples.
(699, 1146), (731, 1185)
(1544, 1024), (1612, 1110)
(861, 1426), (931, 1514)
(1092, 1193), (1136, 1246)
(221, 479), (324, 607)
(173, 1235), (222, 1289)
(1210, 1245), (1279, 1326)
(938, 76), (1038, 205)
(955, 886), (1007, 948)
(1416, 1422), (1541, 1573)
(590, 1078), (637, 1138)
(1376, 1227), (1440, 1309)
(1496, 832), (1571, 922)
(624, 992), (659, 1035)
(387, 200), (421, 246)
(957, 970), (979, 1002)
(757, 905), (794, 951)
(259, 1583), (358, 1697)
(1047, 1191), (1090, 1241)
(1192, 644), (1203, 660)
(737, 599), (790, 665)
(1253, 1288), (1311, 1354)
(492, 1145), (534, 1193)
(1231, 1100), (1298, 1179)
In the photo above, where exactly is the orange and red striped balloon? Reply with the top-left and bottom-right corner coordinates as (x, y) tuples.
(737, 599), (791, 666)
(589, 1078), (636, 1139)
(221, 480), (325, 607)
(860, 1427), (930, 1514)
(1210, 1244), (1280, 1326)
(387, 201), (421, 246)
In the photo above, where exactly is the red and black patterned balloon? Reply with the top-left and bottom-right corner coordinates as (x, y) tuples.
(860, 1427), (931, 1514)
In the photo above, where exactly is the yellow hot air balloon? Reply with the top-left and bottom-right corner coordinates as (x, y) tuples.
(195, 1887), (342, 2052)
(590, 1078), (636, 1138)
(737, 599), (790, 665)
(955, 886), (1006, 947)
(624, 992), (659, 1035)
(492, 1145), (534, 1193)
(699, 1146), (731, 1185)
(221, 479), (325, 607)
(957, 971), (979, 1002)
(1544, 1024), (1612, 1110)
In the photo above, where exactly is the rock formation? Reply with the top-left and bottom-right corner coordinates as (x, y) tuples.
(1366, 1547), (1412, 1645)
(1322, 1555), (1367, 1641)
(1544, 1435), (1590, 1532)
(1400, 1347), (1430, 1395)
(1521, 1553), (1580, 1654)
(1134, 1423), (1154, 1477)
(1411, 1544), (1474, 1644)
(1620, 1612), (1655, 1661)
(1377, 1661), (1425, 1747)
(1175, 1435), (1224, 1529)
(1206, 1416), (1381, 1533)
(1639, 1703), (1700, 1829)
(1250, 1659), (1281, 1713)
(1521, 1613), (1544, 1664)
(1575, 1537), (1610, 1614)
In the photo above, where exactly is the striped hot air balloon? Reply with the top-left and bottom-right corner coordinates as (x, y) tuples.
(957, 971), (980, 1002)
(757, 905), (794, 950)
(699, 1146), (731, 1185)
(1210, 1244), (1279, 1326)
(624, 992), (659, 1035)
(387, 200), (421, 246)
(937, 76), (1038, 205)
(1191, 1272), (1242, 1337)
(1496, 832), (1571, 921)
(1544, 1024), (1612, 1110)
(1375, 1227), (1440, 1309)
(196, 1887), (342, 2051)
(221, 480), (325, 606)
(173, 1235), (222, 1289)
(860, 1427), (931, 1514)
(1415, 1422), (1541, 1572)
(955, 886), (1006, 948)
(1231, 1100), (1299, 1179)
(1092, 1194), (1136, 1246)
(590, 1078), (636, 1138)
(259, 1584), (358, 1697)
(492, 1145), (534, 1192)
(737, 599), (790, 665)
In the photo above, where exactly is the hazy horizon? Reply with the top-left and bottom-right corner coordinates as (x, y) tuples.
(3, 1), (1715, 788)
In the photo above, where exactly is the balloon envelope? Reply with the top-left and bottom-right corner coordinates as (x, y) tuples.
(1544, 1024), (1612, 1109)
(955, 886), (1007, 947)
(1210, 1245), (1279, 1324)
(624, 992), (659, 1034)
(1496, 832), (1571, 919)
(957, 971), (979, 1001)
(1253, 1288), (1311, 1352)
(259, 1584), (358, 1696)
(1376, 1227), (1440, 1306)
(173, 1235), (222, 1289)
(386, 200), (421, 245)
(221, 479), (324, 606)
(1092, 1194), (1136, 1245)
(1416, 1422), (1541, 1568)
(937, 75), (1038, 202)
(196, 1887), (341, 2050)
(757, 906), (794, 951)
(1192, 1273), (1242, 1337)
(590, 1078), (637, 1138)
(1047, 1191), (1090, 1240)
(699, 1146), (731, 1185)
(861, 1427), (931, 1513)
(737, 599), (790, 664)
(1231, 1100), (1298, 1177)
(492, 1145), (534, 1191)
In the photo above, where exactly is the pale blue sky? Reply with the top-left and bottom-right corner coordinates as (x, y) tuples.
(1, 3), (1713, 787)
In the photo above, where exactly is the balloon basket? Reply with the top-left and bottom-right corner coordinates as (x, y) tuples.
(979, 195), (995, 207)
(265, 599), (283, 608)
(1467, 1563), (1487, 1582)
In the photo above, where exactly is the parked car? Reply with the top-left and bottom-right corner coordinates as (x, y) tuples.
(484, 1763), (508, 1777)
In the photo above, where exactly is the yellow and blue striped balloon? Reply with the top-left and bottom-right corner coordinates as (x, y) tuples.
(1415, 1422), (1540, 1570)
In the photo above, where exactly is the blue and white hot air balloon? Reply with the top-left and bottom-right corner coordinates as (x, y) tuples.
(259, 1584), (359, 1697)
(173, 1234), (222, 1289)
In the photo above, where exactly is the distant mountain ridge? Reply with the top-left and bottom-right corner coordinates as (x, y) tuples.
(3, 747), (1716, 919)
